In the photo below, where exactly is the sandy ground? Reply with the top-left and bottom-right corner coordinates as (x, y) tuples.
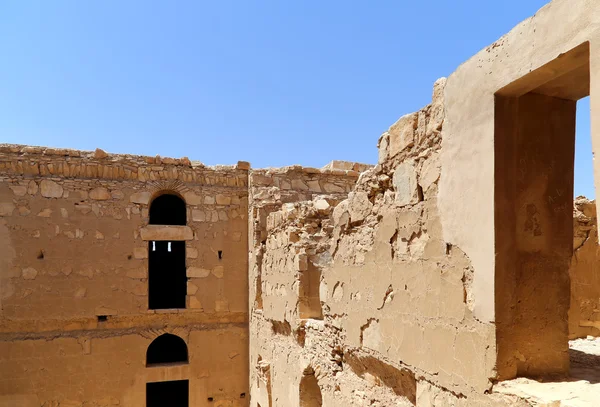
(493, 337), (600, 406)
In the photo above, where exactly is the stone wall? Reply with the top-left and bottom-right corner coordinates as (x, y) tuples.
(569, 198), (600, 339)
(0, 145), (249, 406)
(249, 80), (530, 407)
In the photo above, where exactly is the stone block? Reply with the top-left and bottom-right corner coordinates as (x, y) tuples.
(22, 267), (38, 280)
(140, 225), (194, 241)
(187, 267), (211, 278)
(216, 194), (231, 205)
(9, 185), (27, 196)
(129, 191), (151, 204)
(387, 113), (417, 160)
(89, 187), (111, 200)
(183, 191), (202, 205)
(393, 160), (419, 207)
(348, 191), (372, 223)
(40, 180), (63, 198)
(212, 265), (224, 278)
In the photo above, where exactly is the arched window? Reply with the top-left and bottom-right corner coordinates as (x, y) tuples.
(146, 334), (188, 366)
(149, 194), (186, 225)
(299, 369), (322, 407)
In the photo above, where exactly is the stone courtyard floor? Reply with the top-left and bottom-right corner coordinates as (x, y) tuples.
(494, 337), (600, 406)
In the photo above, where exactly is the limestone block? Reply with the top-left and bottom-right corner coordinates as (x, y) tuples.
(388, 113), (417, 159)
(0, 202), (15, 216)
(236, 160), (251, 170)
(212, 265), (224, 278)
(393, 160), (419, 206)
(95, 231), (104, 240)
(75, 204), (92, 215)
(204, 196), (215, 205)
(332, 199), (350, 227)
(40, 180), (63, 198)
(140, 225), (194, 241)
(187, 282), (198, 295)
(37, 208), (52, 217)
(186, 248), (198, 258)
(183, 191), (202, 205)
(18, 207), (30, 216)
(191, 209), (206, 222)
(9, 185), (27, 196)
(111, 190), (124, 200)
(216, 194), (231, 205)
(314, 199), (330, 213)
(232, 231), (242, 241)
(27, 180), (38, 195)
(420, 152), (441, 191)
(291, 179), (309, 190)
(129, 191), (151, 204)
(348, 191), (372, 223)
(187, 267), (211, 278)
(218, 210), (228, 221)
(322, 182), (345, 193)
(60, 208), (69, 218)
(94, 148), (108, 159)
(189, 296), (202, 309)
(22, 267), (38, 280)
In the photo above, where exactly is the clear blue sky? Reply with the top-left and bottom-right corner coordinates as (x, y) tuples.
(0, 1), (594, 198)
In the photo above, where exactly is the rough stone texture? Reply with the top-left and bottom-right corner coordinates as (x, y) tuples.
(0, 147), (250, 406)
(569, 198), (600, 339)
(2, 1), (599, 406)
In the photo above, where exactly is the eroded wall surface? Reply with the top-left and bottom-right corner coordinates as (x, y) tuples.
(249, 81), (531, 407)
(570, 198), (600, 339)
(0, 146), (249, 406)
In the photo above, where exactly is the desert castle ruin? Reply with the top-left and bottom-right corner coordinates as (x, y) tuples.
(1, 0), (600, 406)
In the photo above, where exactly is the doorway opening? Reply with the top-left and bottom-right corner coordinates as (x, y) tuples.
(494, 41), (590, 380)
(148, 240), (186, 309)
(146, 380), (189, 407)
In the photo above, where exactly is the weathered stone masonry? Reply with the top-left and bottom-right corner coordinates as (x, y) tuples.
(2, 1), (600, 406)
(0, 146), (251, 406)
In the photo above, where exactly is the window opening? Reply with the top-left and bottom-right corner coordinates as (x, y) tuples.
(146, 333), (188, 366)
(149, 194), (186, 225)
(148, 241), (186, 309)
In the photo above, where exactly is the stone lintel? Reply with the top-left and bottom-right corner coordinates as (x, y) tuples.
(140, 225), (194, 241)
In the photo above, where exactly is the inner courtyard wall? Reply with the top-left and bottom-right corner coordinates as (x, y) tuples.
(0, 146), (249, 406)
(249, 81), (533, 406)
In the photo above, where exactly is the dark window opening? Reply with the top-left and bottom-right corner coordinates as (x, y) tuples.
(207, 397), (214, 402)
(149, 194), (186, 225)
(97, 315), (108, 322)
(146, 334), (188, 366)
(146, 380), (188, 407)
(37, 250), (44, 259)
(148, 241), (186, 309)
(218, 250), (223, 260)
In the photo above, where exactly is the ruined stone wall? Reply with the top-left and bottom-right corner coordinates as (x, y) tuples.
(569, 198), (600, 339)
(0, 145), (249, 406)
(249, 81), (529, 407)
